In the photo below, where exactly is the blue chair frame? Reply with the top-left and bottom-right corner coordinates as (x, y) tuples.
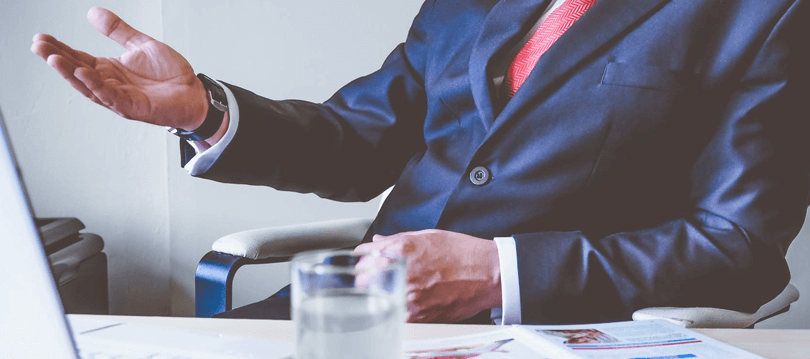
(195, 251), (291, 318)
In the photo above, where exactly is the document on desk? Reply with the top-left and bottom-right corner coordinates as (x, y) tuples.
(405, 320), (764, 359)
(406, 329), (545, 359)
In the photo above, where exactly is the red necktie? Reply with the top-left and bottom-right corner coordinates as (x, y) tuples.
(503, 0), (599, 98)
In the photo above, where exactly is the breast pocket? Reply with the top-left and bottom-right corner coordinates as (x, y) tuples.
(601, 62), (699, 93)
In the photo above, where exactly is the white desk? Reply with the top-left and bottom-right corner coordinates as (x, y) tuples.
(78, 315), (810, 359)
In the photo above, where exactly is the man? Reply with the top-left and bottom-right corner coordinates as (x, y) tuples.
(32, 0), (809, 324)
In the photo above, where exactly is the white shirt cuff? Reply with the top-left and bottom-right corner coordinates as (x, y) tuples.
(493, 236), (522, 325)
(182, 79), (240, 176)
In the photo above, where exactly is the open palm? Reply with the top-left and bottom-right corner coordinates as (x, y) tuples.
(31, 7), (207, 129)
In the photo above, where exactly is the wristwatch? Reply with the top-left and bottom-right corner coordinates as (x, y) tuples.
(168, 73), (228, 141)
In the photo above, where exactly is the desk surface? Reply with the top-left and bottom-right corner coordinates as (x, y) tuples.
(82, 315), (810, 359)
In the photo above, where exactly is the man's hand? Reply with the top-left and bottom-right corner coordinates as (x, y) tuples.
(31, 8), (208, 130)
(355, 229), (502, 323)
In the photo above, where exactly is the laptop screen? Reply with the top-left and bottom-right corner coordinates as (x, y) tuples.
(0, 107), (79, 358)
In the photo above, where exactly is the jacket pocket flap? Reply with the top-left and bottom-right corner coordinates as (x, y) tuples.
(601, 62), (697, 92)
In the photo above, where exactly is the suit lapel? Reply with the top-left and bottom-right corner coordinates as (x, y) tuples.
(469, 0), (553, 131)
(493, 0), (673, 130)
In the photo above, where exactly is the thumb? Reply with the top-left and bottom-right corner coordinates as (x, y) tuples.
(87, 7), (153, 50)
(372, 234), (391, 242)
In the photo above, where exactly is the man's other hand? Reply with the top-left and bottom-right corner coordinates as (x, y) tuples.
(31, 8), (208, 130)
(355, 229), (502, 323)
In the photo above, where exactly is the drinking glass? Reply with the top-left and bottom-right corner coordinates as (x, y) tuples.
(291, 249), (406, 359)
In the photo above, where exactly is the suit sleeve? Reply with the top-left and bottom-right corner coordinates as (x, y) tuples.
(514, 0), (810, 324)
(192, 1), (436, 203)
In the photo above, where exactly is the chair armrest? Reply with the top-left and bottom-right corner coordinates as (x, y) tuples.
(632, 283), (800, 328)
(212, 217), (374, 260)
(196, 217), (373, 317)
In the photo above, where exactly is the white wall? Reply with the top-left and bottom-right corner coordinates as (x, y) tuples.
(0, 0), (170, 315)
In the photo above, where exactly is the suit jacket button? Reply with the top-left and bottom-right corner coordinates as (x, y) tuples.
(470, 166), (491, 186)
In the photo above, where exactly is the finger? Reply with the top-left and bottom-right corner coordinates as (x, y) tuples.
(354, 240), (393, 253)
(32, 33), (97, 67)
(36, 42), (86, 70)
(87, 7), (153, 50)
(31, 40), (53, 61)
(87, 94), (104, 106)
(353, 242), (376, 253)
(354, 256), (376, 289)
(75, 67), (133, 116)
(93, 61), (129, 85)
(405, 294), (423, 323)
(406, 308), (428, 323)
(31, 39), (71, 63)
(46, 54), (96, 99)
(372, 234), (393, 242)
(41, 51), (103, 105)
(32, 39), (81, 66)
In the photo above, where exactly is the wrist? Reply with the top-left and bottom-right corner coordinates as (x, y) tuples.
(203, 110), (229, 147)
(483, 239), (503, 309)
(188, 78), (209, 131)
(169, 74), (228, 141)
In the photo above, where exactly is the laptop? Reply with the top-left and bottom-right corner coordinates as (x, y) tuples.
(0, 106), (294, 359)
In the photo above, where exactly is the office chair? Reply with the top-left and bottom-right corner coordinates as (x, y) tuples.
(632, 284), (799, 328)
(195, 187), (393, 318)
(195, 190), (800, 328)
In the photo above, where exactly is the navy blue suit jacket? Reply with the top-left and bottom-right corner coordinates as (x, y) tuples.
(191, 0), (810, 324)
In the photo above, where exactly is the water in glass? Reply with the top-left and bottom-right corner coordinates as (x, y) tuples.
(294, 289), (403, 359)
